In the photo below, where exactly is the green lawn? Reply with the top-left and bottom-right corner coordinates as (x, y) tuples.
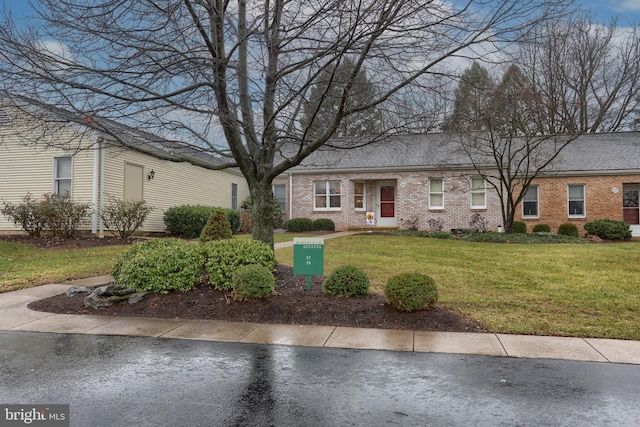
(276, 235), (640, 340)
(2, 234), (640, 340)
(0, 241), (129, 293)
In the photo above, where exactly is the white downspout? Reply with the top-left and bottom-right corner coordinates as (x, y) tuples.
(91, 137), (100, 234)
(289, 173), (293, 221)
(99, 140), (106, 238)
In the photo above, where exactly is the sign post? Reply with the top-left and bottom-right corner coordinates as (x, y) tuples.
(293, 238), (324, 291)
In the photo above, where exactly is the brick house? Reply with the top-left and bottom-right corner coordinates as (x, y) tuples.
(277, 131), (640, 236)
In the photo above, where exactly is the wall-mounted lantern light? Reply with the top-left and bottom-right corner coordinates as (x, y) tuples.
(147, 169), (155, 181)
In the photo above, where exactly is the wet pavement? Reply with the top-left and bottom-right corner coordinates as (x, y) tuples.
(1, 330), (640, 426)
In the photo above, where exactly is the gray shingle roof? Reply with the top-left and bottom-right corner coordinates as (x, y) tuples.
(292, 131), (640, 174)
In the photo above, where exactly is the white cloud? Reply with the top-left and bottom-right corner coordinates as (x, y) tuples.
(614, 0), (640, 12)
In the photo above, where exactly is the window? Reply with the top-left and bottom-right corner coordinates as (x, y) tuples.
(568, 184), (585, 217)
(314, 180), (341, 210)
(54, 157), (72, 196)
(522, 185), (539, 217)
(353, 181), (365, 210)
(470, 177), (486, 208)
(429, 178), (444, 209)
(273, 184), (286, 212)
(231, 183), (238, 210)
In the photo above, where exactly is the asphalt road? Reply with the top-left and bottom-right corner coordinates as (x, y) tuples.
(1, 331), (639, 426)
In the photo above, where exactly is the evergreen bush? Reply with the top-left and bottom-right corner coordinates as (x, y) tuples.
(284, 218), (313, 232)
(558, 222), (579, 237)
(312, 218), (335, 231)
(199, 209), (233, 243)
(384, 272), (438, 312)
(322, 265), (370, 297)
(584, 219), (631, 240)
(164, 205), (239, 238)
(511, 221), (527, 234)
(112, 238), (204, 294)
(532, 223), (551, 233)
(201, 239), (275, 290)
(232, 264), (275, 300)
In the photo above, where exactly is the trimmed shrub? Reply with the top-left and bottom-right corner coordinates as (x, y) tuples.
(232, 264), (275, 300)
(164, 205), (240, 238)
(384, 273), (438, 312)
(312, 218), (335, 231)
(322, 265), (370, 297)
(40, 193), (92, 239)
(558, 222), (579, 237)
(100, 195), (154, 239)
(584, 219), (631, 240)
(284, 218), (313, 232)
(511, 221), (527, 234)
(1, 193), (47, 237)
(201, 239), (275, 290)
(112, 238), (204, 294)
(199, 209), (233, 243)
(532, 223), (551, 233)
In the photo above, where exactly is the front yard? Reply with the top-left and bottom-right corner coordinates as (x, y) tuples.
(2, 234), (639, 340)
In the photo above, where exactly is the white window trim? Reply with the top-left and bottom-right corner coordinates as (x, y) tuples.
(53, 156), (73, 196)
(428, 178), (444, 209)
(568, 184), (586, 218)
(353, 181), (366, 211)
(313, 180), (342, 211)
(470, 177), (487, 209)
(522, 185), (539, 218)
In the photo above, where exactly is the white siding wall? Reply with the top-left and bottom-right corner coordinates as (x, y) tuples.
(102, 145), (249, 232)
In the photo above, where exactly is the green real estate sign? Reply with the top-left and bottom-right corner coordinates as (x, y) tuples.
(293, 237), (324, 290)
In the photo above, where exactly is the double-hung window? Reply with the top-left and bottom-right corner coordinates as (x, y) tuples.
(314, 180), (341, 210)
(470, 177), (486, 209)
(429, 178), (444, 209)
(522, 185), (539, 218)
(273, 184), (286, 212)
(54, 157), (72, 196)
(568, 184), (585, 217)
(353, 182), (365, 210)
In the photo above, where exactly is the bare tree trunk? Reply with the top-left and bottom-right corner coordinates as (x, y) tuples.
(250, 179), (276, 251)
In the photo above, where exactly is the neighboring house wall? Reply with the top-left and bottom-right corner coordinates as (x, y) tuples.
(101, 145), (249, 232)
(290, 170), (503, 231)
(0, 114), (249, 235)
(515, 174), (640, 236)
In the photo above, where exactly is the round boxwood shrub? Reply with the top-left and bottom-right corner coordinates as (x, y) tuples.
(384, 272), (438, 312)
(112, 238), (204, 294)
(532, 223), (551, 233)
(201, 239), (275, 290)
(557, 222), (579, 237)
(511, 221), (527, 234)
(284, 218), (314, 232)
(322, 265), (370, 297)
(313, 218), (335, 231)
(232, 264), (275, 300)
(584, 219), (631, 240)
(199, 209), (233, 243)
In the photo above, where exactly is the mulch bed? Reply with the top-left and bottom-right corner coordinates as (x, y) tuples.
(7, 235), (486, 332)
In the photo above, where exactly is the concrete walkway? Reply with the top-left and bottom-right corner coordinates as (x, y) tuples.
(2, 275), (640, 365)
(1, 232), (639, 365)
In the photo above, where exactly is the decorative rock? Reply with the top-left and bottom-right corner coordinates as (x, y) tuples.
(66, 286), (90, 296)
(84, 285), (147, 309)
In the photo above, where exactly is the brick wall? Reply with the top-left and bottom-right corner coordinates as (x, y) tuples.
(514, 174), (640, 234)
(290, 170), (504, 231)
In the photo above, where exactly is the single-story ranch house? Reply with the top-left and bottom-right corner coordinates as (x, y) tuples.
(0, 95), (249, 236)
(274, 132), (640, 237)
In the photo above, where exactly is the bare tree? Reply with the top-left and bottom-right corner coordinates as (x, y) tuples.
(0, 0), (574, 247)
(518, 14), (640, 133)
(457, 65), (577, 232)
